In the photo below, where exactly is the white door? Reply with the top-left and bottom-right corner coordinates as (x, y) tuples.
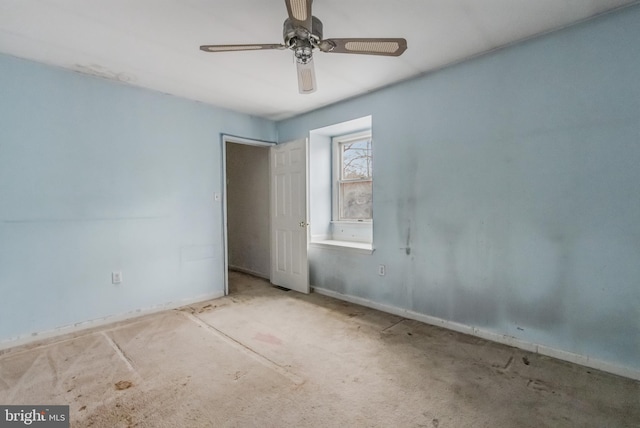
(270, 139), (309, 293)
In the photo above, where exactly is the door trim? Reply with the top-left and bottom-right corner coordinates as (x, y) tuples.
(221, 134), (276, 296)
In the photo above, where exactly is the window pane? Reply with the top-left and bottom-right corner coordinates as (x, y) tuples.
(342, 140), (372, 180)
(340, 181), (372, 220)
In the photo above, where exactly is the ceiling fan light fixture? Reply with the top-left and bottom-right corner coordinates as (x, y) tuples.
(294, 39), (313, 64)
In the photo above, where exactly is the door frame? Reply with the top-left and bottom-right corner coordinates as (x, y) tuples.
(221, 134), (276, 296)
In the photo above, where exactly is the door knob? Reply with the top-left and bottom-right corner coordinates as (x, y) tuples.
(299, 221), (308, 228)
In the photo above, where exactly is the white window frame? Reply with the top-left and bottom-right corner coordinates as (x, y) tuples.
(332, 130), (373, 223)
(329, 130), (373, 246)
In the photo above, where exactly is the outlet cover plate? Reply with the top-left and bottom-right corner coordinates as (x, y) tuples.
(112, 271), (122, 284)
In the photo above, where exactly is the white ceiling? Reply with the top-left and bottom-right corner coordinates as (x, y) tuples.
(0, 0), (637, 120)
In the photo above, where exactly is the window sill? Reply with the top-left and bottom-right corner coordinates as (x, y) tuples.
(310, 240), (374, 255)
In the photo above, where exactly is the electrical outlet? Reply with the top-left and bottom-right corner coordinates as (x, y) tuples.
(378, 265), (386, 276)
(112, 271), (122, 284)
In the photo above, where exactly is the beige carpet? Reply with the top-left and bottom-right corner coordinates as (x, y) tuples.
(1, 271), (638, 427)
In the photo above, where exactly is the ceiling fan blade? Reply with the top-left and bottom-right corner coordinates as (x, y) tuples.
(285, 0), (313, 32)
(200, 44), (286, 52)
(296, 58), (317, 94)
(318, 38), (407, 56)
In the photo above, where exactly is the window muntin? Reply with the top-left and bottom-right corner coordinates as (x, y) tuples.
(334, 132), (373, 221)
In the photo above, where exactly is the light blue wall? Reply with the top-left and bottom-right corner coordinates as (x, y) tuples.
(0, 54), (276, 342)
(278, 6), (640, 371)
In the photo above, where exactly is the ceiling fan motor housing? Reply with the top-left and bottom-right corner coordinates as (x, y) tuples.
(284, 16), (323, 63)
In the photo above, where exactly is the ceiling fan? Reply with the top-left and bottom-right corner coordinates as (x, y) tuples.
(200, 0), (407, 94)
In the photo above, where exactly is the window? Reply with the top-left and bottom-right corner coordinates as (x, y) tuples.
(333, 131), (373, 222)
(307, 116), (374, 254)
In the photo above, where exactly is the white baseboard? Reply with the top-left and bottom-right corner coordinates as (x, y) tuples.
(312, 286), (640, 381)
(228, 265), (270, 280)
(0, 291), (224, 352)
